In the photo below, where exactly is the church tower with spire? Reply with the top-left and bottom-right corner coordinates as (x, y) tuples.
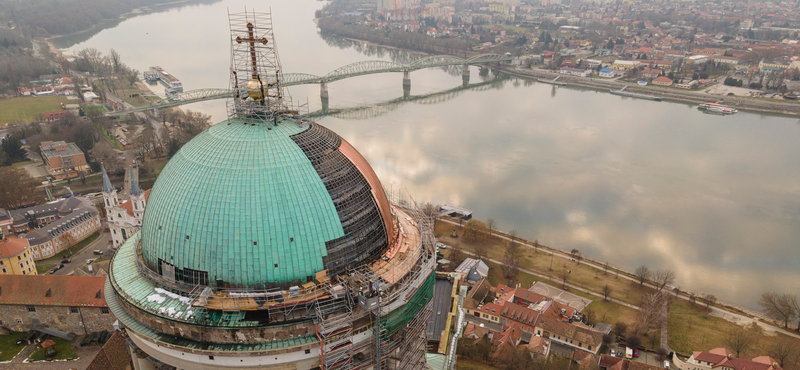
(101, 164), (118, 210)
(129, 169), (146, 223)
(103, 165), (149, 248)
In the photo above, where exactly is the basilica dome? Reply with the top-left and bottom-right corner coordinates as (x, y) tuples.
(139, 117), (396, 289)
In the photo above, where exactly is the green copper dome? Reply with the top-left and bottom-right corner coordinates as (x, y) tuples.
(140, 117), (394, 289)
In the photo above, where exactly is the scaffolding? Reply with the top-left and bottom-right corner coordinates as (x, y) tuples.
(315, 288), (355, 370)
(227, 9), (293, 121)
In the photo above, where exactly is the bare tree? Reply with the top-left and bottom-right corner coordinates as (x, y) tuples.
(613, 322), (628, 338)
(109, 48), (122, 74)
(724, 325), (756, 358)
(474, 242), (488, 262)
(462, 219), (487, 242)
(639, 292), (668, 332)
(560, 269), (570, 288)
(486, 217), (496, 237)
(501, 256), (520, 284)
(508, 229), (518, 243)
(758, 292), (798, 329)
(769, 335), (799, 368)
(653, 269), (676, 292)
(704, 293), (717, 313)
(603, 284), (612, 301)
(532, 238), (538, 253)
(0, 167), (40, 210)
(626, 335), (642, 349)
(634, 266), (651, 286)
(448, 243), (464, 270)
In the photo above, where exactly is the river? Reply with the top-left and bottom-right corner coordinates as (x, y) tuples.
(59, 0), (800, 311)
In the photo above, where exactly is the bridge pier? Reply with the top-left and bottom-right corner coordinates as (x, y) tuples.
(320, 82), (329, 99)
(402, 71), (411, 88)
(403, 84), (411, 99)
(321, 96), (329, 112)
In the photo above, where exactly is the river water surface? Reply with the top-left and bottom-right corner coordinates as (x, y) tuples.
(60, 0), (800, 311)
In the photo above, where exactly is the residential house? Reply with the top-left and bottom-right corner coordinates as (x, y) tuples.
(640, 68), (662, 79)
(534, 312), (603, 354)
(652, 76), (674, 86)
(43, 110), (72, 122)
(599, 68), (616, 78)
(455, 258), (489, 284)
(675, 347), (783, 370)
(463, 322), (492, 340)
(611, 60), (640, 70)
(525, 335), (550, 359)
(560, 67), (591, 77)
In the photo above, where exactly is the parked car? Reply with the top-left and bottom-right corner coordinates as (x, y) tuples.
(610, 349), (616, 357)
(634, 349), (639, 358)
(61, 259), (71, 264)
(616, 351), (623, 358)
(86, 259), (93, 264)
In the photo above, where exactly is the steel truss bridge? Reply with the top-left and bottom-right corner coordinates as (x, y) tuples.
(107, 53), (511, 116)
(305, 76), (510, 120)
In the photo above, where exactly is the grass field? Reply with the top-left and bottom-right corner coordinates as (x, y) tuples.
(435, 221), (655, 307)
(668, 299), (800, 359)
(26, 337), (77, 362)
(0, 332), (27, 362)
(0, 96), (70, 124)
(585, 299), (639, 327)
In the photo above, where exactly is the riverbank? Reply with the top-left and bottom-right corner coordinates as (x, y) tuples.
(316, 29), (800, 117)
(501, 67), (800, 117)
(47, 0), (203, 49)
(435, 215), (800, 342)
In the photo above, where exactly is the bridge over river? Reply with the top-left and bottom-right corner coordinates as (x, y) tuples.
(107, 53), (511, 117)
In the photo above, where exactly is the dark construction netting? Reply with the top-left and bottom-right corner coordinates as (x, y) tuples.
(291, 123), (389, 277)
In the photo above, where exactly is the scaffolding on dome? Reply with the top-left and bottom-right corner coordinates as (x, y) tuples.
(227, 9), (295, 121)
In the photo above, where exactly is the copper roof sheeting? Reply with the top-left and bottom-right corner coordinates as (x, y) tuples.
(339, 137), (397, 246)
(0, 275), (107, 307)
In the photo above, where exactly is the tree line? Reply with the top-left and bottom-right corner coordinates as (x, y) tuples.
(0, 0), (187, 37)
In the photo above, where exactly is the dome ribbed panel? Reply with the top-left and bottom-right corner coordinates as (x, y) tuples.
(291, 123), (390, 277)
(140, 119), (345, 289)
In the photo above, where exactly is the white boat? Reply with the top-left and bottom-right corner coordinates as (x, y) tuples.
(698, 102), (737, 114)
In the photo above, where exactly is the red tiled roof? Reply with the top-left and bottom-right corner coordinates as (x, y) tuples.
(86, 331), (133, 370)
(653, 76), (673, 83)
(0, 275), (107, 307)
(120, 189), (151, 216)
(0, 236), (29, 260)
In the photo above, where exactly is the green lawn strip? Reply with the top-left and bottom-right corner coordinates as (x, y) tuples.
(11, 160), (34, 167)
(36, 231), (100, 263)
(99, 126), (124, 150)
(36, 263), (56, 274)
(0, 332), (28, 361)
(0, 96), (70, 124)
(26, 337), (77, 362)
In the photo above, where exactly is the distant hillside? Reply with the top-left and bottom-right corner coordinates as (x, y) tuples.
(0, 0), (195, 37)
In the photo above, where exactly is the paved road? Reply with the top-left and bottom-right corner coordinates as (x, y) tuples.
(439, 217), (800, 340)
(43, 229), (111, 276)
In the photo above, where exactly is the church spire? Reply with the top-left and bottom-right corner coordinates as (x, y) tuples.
(130, 168), (143, 197)
(102, 164), (114, 193)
